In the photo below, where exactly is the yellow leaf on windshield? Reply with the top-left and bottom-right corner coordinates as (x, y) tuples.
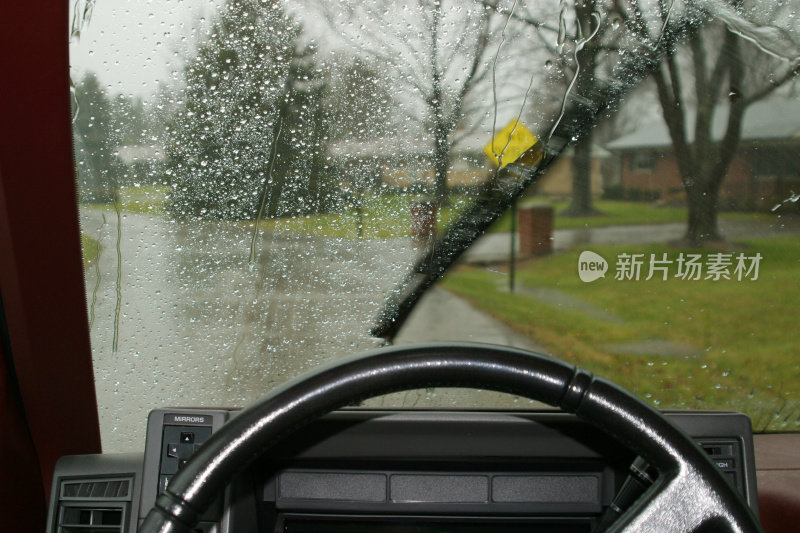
(484, 120), (541, 169)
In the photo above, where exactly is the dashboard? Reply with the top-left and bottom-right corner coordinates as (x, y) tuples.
(46, 408), (758, 532)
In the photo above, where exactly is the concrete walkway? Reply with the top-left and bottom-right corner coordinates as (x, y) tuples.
(369, 286), (550, 410)
(463, 215), (800, 263)
(395, 286), (547, 353)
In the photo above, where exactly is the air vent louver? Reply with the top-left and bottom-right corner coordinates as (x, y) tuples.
(59, 506), (123, 532)
(62, 479), (130, 499)
(56, 477), (132, 533)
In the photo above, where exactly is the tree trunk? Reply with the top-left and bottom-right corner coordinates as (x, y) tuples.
(430, 71), (450, 206)
(433, 121), (450, 206)
(564, 137), (596, 215)
(563, 0), (599, 216)
(684, 178), (722, 245)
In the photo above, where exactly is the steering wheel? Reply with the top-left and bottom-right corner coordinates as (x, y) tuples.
(140, 343), (763, 532)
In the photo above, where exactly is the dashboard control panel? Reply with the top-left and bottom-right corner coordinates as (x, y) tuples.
(47, 409), (759, 533)
(140, 409), (229, 532)
(157, 416), (214, 493)
(138, 409), (759, 533)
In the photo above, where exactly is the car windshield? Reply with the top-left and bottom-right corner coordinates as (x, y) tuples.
(69, 0), (800, 453)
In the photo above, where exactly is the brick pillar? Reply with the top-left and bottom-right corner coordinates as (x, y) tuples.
(518, 205), (554, 255)
(410, 200), (438, 243)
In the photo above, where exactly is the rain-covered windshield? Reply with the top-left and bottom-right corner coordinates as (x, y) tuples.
(70, 0), (800, 453)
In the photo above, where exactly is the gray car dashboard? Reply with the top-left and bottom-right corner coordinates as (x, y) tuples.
(47, 409), (758, 533)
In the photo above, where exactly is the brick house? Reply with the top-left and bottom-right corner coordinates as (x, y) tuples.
(606, 99), (800, 210)
(328, 136), (490, 192)
(530, 144), (612, 199)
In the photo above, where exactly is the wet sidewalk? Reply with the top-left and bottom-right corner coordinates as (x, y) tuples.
(395, 286), (547, 353)
(462, 214), (800, 263)
(370, 286), (551, 410)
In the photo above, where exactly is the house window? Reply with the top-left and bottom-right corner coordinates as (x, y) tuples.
(629, 152), (657, 173)
(752, 146), (800, 180)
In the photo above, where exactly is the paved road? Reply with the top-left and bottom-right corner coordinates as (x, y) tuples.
(377, 287), (550, 410)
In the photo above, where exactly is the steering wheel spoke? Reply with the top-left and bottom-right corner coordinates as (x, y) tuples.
(612, 465), (738, 533)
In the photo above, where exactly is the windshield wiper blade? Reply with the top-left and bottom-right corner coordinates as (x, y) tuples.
(372, 50), (664, 341)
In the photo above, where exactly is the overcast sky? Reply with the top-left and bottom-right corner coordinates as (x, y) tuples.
(68, 0), (549, 146)
(70, 1), (217, 97)
(68, 1), (344, 98)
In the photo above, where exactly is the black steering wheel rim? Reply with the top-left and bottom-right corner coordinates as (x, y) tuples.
(140, 342), (762, 532)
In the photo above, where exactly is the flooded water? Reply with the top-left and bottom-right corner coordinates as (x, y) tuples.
(82, 208), (415, 452)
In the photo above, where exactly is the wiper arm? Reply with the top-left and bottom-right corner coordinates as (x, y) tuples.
(371, 50), (665, 341)
(371, 156), (551, 340)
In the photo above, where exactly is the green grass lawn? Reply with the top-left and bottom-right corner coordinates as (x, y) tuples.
(442, 237), (800, 431)
(250, 194), (472, 239)
(86, 189), (468, 239)
(488, 198), (767, 232)
(258, 197), (692, 238)
(80, 185), (169, 216)
(256, 196), (760, 239)
(90, 189), (774, 242)
(118, 184), (168, 215)
(80, 233), (101, 268)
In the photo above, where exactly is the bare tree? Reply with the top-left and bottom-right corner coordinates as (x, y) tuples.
(324, 56), (393, 141)
(487, 0), (800, 233)
(615, 0), (800, 244)
(318, 0), (494, 206)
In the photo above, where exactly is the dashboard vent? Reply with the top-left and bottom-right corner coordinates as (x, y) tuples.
(62, 479), (130, 499)
(56, 477), (132, 533)
(58, 505), (124, 532)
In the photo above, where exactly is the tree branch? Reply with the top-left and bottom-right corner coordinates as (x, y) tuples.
(743, 63), (800, 105)
(665, 48), (683, 111)
(615, 0), (655, 43)
(652, 66), (694, 185)
(533, 23), (562, 59)
(453, 10), (491, 111)
(713, 33), (746, 186)
(709, 27), (735, 92)
(690, 31), (714, 157)
(480, 0), (562, 36)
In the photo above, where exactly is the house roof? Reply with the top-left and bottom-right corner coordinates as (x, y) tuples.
(328, 132), (490, 160)
(328, 137), (431, 159)
(606, 98), (800, 151)
(114, 145), (165, 164)
(559, 144), (613, 159)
